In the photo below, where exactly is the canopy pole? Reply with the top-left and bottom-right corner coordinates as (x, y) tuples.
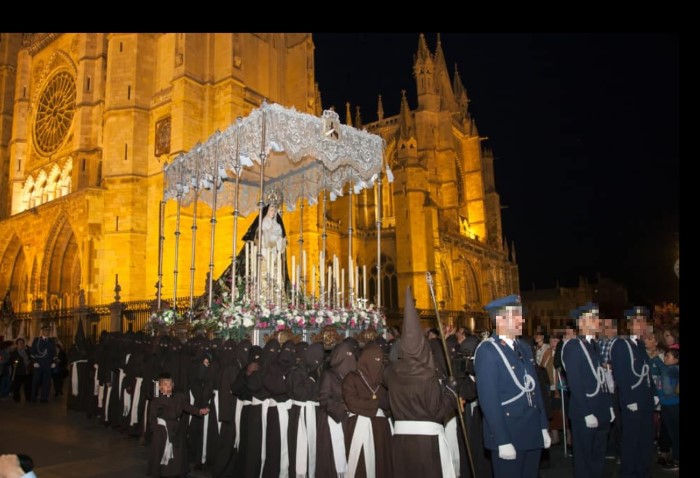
(231, 118), (242, 302)
(348, 184), (354, 309)
(256, 106), (267, 303)
(157, 200), (165, 310)
(375, 171), (382, 309)
(173, 162), (183, 311)
(188, 146), (202, 315)
(207, 134), (221, 309)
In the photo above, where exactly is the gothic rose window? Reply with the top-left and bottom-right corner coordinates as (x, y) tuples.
(34, 70), (76, 155)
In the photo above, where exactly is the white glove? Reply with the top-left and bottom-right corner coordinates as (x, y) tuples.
(51, 363), (56, 369)
(542, 429), (551, 449)
(584, 414), (598, 428)
(498, 444), (517, 460)
(654, 396), (660, 406)
(610, 407), (616, 422)
(34, 362), (40, 368)
(627, 403), (638, 412)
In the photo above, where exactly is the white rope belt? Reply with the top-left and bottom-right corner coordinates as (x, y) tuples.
(104, 383), (112, 423)
(394, 420), (455, 478)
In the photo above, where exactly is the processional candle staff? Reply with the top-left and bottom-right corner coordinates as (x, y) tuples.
(157, 200), (165, 310)
(207, 132), (222, 309)
(230, 117), (243, 301)
(173, 158), (184, 309)
(255, 107), (268, 302)
(188, 143), (203, 315)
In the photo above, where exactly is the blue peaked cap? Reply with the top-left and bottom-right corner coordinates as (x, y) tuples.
(624, 305), (649, 319)
(576, 302), (599, 321)
(484, 294), (521, 321)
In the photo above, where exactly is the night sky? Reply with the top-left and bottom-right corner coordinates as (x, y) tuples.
(312, 33), (679, 305)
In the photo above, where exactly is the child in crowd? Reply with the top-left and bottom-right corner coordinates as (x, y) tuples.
(658, 345), (679, 470)
(147, 372), (209, 478)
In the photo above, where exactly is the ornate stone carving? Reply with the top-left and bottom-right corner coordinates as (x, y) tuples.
(155, 116), (171, 157)
(33, 70), (76, 156)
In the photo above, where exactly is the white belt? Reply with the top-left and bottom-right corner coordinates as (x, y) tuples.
(93, 365), (100, 396)
(276, 399), (293, 478)
(394, 420), (455, 478)
(189, 390), (209, 465)
(118, 368), (126, 400)
(346, 409), (387, 478)
(123, 387), (132, 417)
(157, 417), (174, 465)
(234, 399), (252, 450)
(104, 384), (112, 423)
(213, 390), (221, 434)
(293, 400), (319, 478)
(70, 359), (87, 396)
(328, 415), (347, 474)
(445, 416), (460, 477)
(130, 377), (143, 426)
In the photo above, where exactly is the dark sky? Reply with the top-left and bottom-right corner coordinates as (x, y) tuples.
(312, 33), (679, 305)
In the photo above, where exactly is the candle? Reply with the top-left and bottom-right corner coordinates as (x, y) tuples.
(348, 257), (354, 294)
(312, 265), (316, 300)
(320, 251), (325, 293)
(291, 255), (296, 290)
(277, 250), (282, 293)
(302, 250), (307, 288)
(355, 265), (359, 299)
(245, 242), (250, 279)
(363, 265), (367, 302)
(327, 265), (332, 307)
(341, 268), (345, 307)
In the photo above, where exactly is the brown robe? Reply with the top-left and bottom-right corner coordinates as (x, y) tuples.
(342, 344), (393, 478)
(147, 391), (204, 477)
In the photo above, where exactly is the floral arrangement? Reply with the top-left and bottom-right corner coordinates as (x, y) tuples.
(184, 270), (386, 340)
(145, 308), (184, 335)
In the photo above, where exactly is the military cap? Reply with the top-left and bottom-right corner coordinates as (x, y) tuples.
(484, 294), (522, 322)
(624, 305), (649, 319)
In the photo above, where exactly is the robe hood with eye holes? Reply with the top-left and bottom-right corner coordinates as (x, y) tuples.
(329, 341), (357, 379)
(395, 286), (435, 377)
(357, 343), (384, 388)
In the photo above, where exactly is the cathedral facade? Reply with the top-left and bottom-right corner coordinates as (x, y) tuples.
(0, 33), (518, 335)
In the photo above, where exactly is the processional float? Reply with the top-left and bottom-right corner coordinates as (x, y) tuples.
(158, 102), (391, 339)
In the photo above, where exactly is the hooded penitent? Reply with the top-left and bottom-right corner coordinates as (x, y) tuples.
(394, 287), (435, 377)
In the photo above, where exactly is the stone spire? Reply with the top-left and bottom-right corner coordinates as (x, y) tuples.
(511, 240), (517, 263)
(413, 33), (438, 110)
(399, 89), (413, 139)
(377, 94), (384, 121)
(453, 63), (469, 115)
(345, 101), (353, 126)
(354, 106), (362, 129)
(314, 82), (322, 116)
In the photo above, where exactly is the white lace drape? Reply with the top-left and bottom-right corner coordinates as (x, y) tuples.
(163, 102), (388, 216)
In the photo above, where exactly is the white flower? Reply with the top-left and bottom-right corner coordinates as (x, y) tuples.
(243, 317), (254, 328)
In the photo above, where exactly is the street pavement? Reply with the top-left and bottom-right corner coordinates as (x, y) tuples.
(0, 393), (676, 477)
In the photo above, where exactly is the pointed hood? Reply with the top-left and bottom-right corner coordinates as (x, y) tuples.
(397, 287), (435, 376)
(357, 342), (383, 387)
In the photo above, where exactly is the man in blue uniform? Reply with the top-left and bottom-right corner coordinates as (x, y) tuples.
(30, 323), (57, 403)
(474, 294), (550, 478)
(561, 303), (614, 477)
(610, 306), (655, 478)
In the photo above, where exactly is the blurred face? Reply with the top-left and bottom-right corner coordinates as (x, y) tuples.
(579, 313), (600, 336)
(603, 319), (617, 338)
(549, 337), (560, 349)
(534, 333), (544, 344)
(495, 306), (523, 337)
(159, 378), (174, 396)
(663, 330), (676, 347)
(630, 317), (649, 337)
(267, 205), (277, 218)
(664, 351), (678, 366)
(643, 332), (658, 350)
